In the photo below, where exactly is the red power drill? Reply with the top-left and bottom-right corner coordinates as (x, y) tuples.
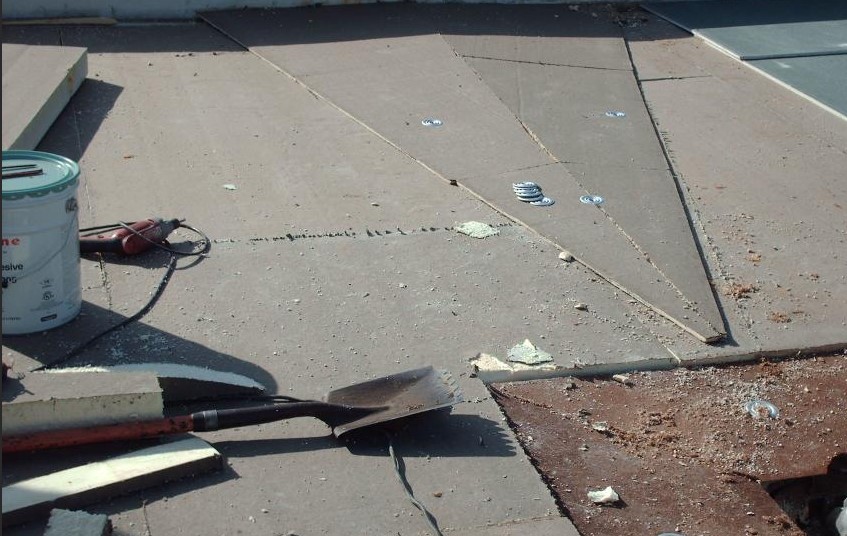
(79, 218), (182, 255)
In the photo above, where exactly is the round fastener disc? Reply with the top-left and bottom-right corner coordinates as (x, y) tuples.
(531, 197), (555, 206)
(580, 194), (604, 205)
(744, 399), (779, 419)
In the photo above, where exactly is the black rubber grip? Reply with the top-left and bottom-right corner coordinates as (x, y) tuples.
(191, 402), (357, 432)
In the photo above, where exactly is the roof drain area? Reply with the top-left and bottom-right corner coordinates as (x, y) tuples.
(765, 454), (847, 536)
(490, 354), (846, 536)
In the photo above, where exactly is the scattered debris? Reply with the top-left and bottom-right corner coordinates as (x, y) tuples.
(454, 221), (500, 239)
(574, 302), (588, 311)
(421, 118), (443, 127)
(44, 509), (112, 536)
(591, 421), (611, 434)
(768, 311), (791, 323)
(222, 184), (238, 190)
(587, 486), (619, 504)
(724, 282), (757, 300)
(2, 437), (222, 527)
(612, 374), (632, 386)
(605, 111), (626, 118)
(558, 251), (575, 262)
(508, 339), (554, 365)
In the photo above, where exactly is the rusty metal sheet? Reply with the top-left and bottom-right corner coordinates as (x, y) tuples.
(493, 355), (847, 535)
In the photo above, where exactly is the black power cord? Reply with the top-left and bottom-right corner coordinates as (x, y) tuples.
(386, 431), (446, 536)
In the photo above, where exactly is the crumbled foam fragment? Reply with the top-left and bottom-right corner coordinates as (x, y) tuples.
(469, 352), (561, 384)
(507, 339), (553, 365)
(587, 486), (619, 504)
(454, 221), (499, 239)
(558, 251), (575, 262)
(612, 374), (633, 386)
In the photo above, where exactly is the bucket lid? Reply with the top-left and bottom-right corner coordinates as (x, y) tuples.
(2, 150), (80, 201)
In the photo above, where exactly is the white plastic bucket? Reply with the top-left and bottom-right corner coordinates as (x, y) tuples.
(2, 150), (82, 334)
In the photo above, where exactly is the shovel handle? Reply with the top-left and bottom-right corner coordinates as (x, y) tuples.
(2, 402), (370, 453)
(2, 416), (194, 453)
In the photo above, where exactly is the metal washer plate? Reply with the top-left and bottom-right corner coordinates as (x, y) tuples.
(531, 197), (555, 206)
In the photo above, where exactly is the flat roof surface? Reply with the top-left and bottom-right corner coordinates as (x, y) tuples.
(3, 5), (846, 535)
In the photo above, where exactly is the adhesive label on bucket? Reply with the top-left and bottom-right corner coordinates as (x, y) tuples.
(2, 150), (82, 334)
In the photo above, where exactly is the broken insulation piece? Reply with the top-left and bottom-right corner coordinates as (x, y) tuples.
(455, 221), (499, 239)
(508, 339), (553, 365)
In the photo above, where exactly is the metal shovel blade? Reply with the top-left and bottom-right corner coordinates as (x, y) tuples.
(325, 366), (463, 437)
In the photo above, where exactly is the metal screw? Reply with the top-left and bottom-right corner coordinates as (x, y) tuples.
(580, 194), (604, 205)
(605, 111), (626, 118)
(421, 118), (443, 127)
